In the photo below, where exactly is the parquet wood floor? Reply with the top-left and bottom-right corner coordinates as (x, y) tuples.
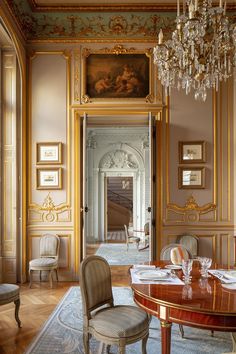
(0, 267), (130, 354)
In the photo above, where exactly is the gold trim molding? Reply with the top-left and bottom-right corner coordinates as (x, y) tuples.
(27, 0), (236, 12)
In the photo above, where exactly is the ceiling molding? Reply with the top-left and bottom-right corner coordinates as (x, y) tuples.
(27, 0), (236, 12)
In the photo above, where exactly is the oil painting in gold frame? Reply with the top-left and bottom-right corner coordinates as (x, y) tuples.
(82, 45), (153, 103)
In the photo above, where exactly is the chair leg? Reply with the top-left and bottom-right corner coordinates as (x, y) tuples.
(179, 324), (184, 338)
(118, 345), (125, 354)
(14, 298), (21, 328)
(83, 331), (90, 354)
(211, 330), (214, 337)
(55, 269), (59, 282)
(231, 332), (236, 351)
(29, 269), (32, 288)
(142, 333), (149, 354)
(49, 270), (53, 288)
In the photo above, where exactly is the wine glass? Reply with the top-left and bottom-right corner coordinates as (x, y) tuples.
(182, 259), (193, 284)
(198, 257), (212, 278)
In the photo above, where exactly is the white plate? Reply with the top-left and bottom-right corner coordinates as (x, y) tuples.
(222, 283), (236, 290)
(223, 271), (236, 279)
(165, 264), (182, 270)
(136, 270), (169, 280)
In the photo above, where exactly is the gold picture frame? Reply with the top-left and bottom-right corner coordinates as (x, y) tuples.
(36, 142), (62, 164)
(178, 167), (205, 189)
(36, 167), (62, 190)
(179, 141), (206, 164)
(81, 45), (153, 104)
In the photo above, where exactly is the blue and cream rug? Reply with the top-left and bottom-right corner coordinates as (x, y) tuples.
(95, 243), (149, 265)
(25, 286), (232, 354)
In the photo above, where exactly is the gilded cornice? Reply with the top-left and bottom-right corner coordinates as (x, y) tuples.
(27, 0), (236, 12)
(4, 0), (236, 41)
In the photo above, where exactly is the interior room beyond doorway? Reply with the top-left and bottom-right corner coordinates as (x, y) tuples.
(84, 116), (152, 265)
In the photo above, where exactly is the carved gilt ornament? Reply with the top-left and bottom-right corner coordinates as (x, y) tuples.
(29, 193), (70, 222)
(167, 195), (216, 214)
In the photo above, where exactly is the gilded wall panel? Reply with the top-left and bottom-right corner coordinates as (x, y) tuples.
(28, 51), (72, 223)
(2, 51), (17, 282)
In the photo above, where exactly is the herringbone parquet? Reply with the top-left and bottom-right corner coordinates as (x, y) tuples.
(0, 267), (129, 354)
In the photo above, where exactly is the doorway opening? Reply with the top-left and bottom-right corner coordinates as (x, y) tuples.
(83, 115), (154, 265)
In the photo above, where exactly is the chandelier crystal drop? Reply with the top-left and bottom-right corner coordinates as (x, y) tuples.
(153, 0), (236, 101)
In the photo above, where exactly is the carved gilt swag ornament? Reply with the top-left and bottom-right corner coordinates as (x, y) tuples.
(167, 195), (216, 222)
(29, 193), (70, 222)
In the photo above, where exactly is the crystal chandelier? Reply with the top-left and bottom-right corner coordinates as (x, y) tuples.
(153, 0), (236, 101)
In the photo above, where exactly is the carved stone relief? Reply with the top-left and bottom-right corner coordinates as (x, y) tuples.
(100, 150), (138, 169)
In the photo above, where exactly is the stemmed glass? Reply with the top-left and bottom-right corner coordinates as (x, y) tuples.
(182, 259), (193, 284)
(198, 257), (212, 278)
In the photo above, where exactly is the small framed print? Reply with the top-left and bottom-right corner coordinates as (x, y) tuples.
(179, 167), (205, 189)
(36, 142), (62, 164)
(36, 167), (62, 190)
(179, 141), (205, 164)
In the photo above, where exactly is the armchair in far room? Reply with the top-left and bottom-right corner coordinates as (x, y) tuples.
(124, 224), (140, 250)
(132, 222), (150, 251)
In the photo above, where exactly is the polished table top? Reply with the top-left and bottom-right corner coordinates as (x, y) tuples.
(131, 261), (236, 315)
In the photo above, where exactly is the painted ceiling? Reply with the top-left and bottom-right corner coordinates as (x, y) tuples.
(4, 0), (236, 41)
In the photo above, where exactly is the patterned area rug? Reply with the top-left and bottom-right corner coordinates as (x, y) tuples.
(107, 231), (126, 242)
(25, 286), (232, 354)
(95, 243), (149, 265)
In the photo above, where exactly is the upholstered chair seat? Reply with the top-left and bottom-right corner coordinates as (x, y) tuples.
(29, 258), (58, 268)
(79, 255), (150, 354)
(0, 284), (21, 327)
(29, 234), (60, 288)
(90, 305), (149, 338)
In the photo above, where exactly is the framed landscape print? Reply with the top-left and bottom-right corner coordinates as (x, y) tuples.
(179, 167), (205, 189)
(82, 45), (153, 103)
(36, 168), (62, 190)
(36, 142), (62, 164)
(179, 141), (205, 164)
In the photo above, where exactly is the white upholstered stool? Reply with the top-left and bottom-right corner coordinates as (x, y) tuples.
(0, 284), (21, 327)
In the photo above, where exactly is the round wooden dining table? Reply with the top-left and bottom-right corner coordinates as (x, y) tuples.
(131, 261), (236, 354)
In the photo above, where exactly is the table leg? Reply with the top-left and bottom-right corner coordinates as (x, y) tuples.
(160, 320), (172, 354)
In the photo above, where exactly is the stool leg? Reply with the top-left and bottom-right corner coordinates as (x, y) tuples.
(14, 298), (21, 328)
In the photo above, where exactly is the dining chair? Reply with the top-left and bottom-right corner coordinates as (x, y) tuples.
(29, 234), (60, 288)
(160, 243), (193, 262)
(124, 224), (140, 250)
(133, 222), (150, 251)
(0, 284), (21, 327)
(160, 243), (193, 338)
(176, 234), (199, 258)
(79, 255), (150, 354)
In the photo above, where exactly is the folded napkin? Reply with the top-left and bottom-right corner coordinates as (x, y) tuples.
(209, 270), (236, 284)
(132, 264), (156, 269)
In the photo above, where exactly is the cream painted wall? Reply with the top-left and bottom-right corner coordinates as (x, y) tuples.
(25, 42), (235, 281)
